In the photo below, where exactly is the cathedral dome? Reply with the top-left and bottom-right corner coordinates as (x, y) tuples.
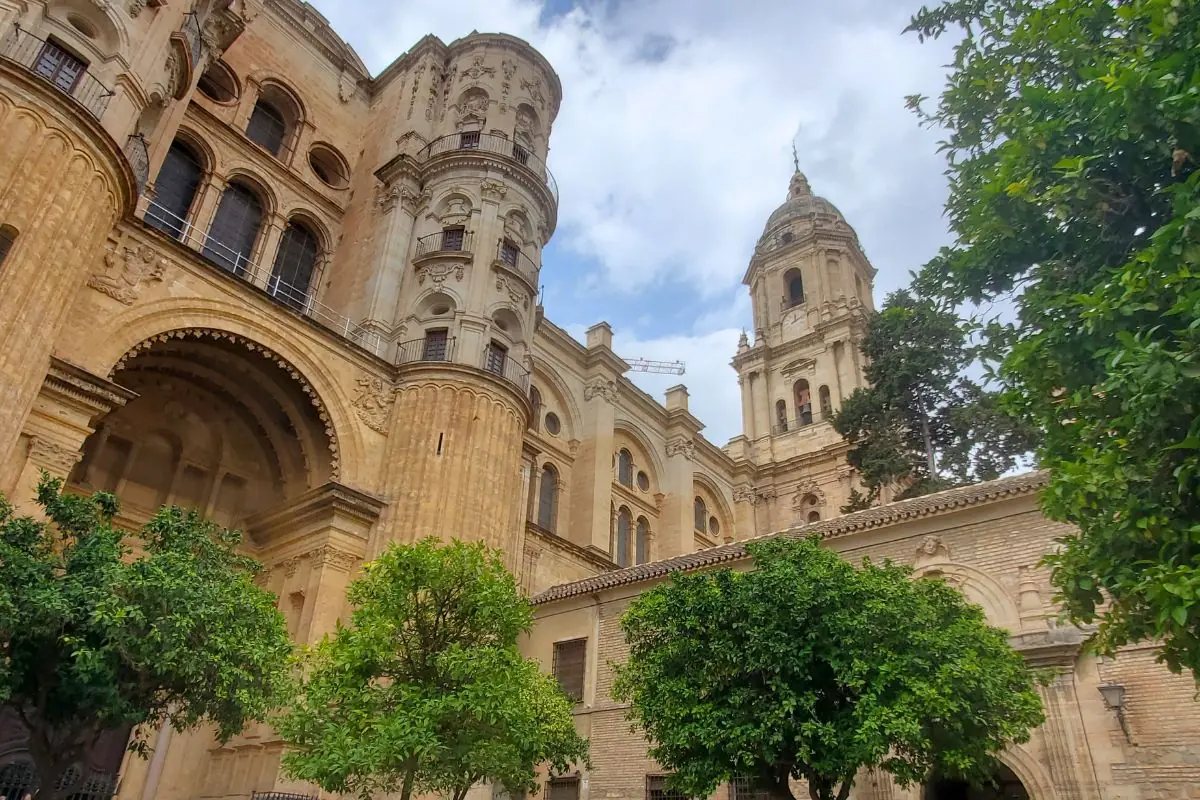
(761, 170), (846, 236)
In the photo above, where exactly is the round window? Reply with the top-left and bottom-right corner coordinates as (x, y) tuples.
(636, 471), (650, 491)
(308, 143), (350, 189)
(709, 516), (720, 537)
(67, 13), (98, 38)
(544, 412), (561, 436)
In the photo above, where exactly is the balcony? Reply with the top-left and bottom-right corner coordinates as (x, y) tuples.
(414, 229), (474, 259)
(494, 239), (539, 288)
(416, 132), (558, 206)
(0, 24), (114, 120)
(395, 334), (531, 394)
(125, 133), (150, 192)
(142, 199), (387, 357)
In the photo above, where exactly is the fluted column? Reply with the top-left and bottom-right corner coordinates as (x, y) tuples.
(0, 64), (133, 469)
(376, 362), (530, 571)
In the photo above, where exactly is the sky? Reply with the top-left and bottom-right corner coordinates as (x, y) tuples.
(308, 0), (960, 447)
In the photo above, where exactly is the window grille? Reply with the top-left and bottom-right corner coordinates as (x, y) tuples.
(459, 130), (481, 149)
(246, 100), (286, 156)
(442, 227), (465, 251)
(552, 638), (586, 701)
(423, 329), (449, 361)
(34, 40), (86, 92)
(546, 778), (579, 800)
(270, 222), (319, 311)
(202, 183), (263, 276)
(647, 776), (688, 800)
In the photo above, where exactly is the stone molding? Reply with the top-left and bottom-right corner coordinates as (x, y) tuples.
(44, 357), (137, 417)
(110, 328), (342, 479)
(28, 436), (83, 474)
(524, 521), (619, 573)
(246, 481), (386, 544)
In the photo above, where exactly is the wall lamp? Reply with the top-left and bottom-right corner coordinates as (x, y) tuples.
(1098, 682), (1131, 742)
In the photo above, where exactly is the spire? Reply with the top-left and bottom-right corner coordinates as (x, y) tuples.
(788, 141), (811, 199)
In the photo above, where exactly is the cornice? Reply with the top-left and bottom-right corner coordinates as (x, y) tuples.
(393, 361), (534, 420)
(44, 357), (137, 414)
(533, 471), (1050, 604)
(525, 522), (618, 574)
(443, 33), (563, 116)
(421, 153), (558, 234)
(265, 0), (371, 79)
(246, 480), (386, 540)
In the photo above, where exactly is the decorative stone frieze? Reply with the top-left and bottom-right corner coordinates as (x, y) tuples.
(583, 377), (617, 403)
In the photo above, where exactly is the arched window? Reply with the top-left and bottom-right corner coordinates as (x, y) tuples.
(819, 385), (832, 419)
(615, 506), (632, 568)
(0, 225), (17, 269)
(269, 220), (319, 312)
(635, 517), (650, 565)
(538, 463), (558, 532)
(246, 99), (287, 156)
(694, 496), (707, 532)
(148, 139), (204, 239)
(529, 386), (542, 431)
(617, 449), (633, 487)
(775, 399), (788, 432)
(203, 181), (263, 276)
(808, 510), (821, 523)
(784, 268), (804, 307)
(794, 379), (812, 426)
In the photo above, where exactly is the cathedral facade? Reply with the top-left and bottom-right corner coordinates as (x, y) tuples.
(0, 1), (1196, 798)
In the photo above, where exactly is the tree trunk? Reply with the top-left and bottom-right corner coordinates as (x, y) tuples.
(398, 766), (417, 800)
(920, 415), (938, 477)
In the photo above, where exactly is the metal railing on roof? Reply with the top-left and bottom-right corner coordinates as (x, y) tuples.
(0, 24), (114, 119)
(142, 199), (387, 357)
(416, 132), (558, 205)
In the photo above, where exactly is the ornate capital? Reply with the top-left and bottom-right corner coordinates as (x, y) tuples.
(309, 545), (360, 572)
(480, 178), (508, 201)
(28, 437), (83, 475)
(733, 485), (776, 505)
(351, 375), (395, 434)
(665, 437), (695, 461)
(376, 182), (421, 214)
(583, 377), (618, 404)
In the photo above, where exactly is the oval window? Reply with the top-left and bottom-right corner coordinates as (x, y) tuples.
(636, 470), (650, 491)
(309, 143), (350, 189)
(544, 412), (561, 436)
(197, 61), (239, 103)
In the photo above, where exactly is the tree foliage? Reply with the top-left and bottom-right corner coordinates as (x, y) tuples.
(613, 536), (1043, 800)
(277, 539), (588, 800)
(833, 290), (1036, 509)
(0, 476), (293, 799)
(906, 0), (1200, 673)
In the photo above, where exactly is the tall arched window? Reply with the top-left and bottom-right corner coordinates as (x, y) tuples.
(635, 517), (650, 565)
(615, 506), (632, 567)
(538, 463), (558, 532)
(529, 386), (543, 431)
(794, 379), (812, 426)
(148, 140), (204, 239)
(694, 496), (707, 532)
(617, 449), (633, 487)
(270, 220), (319, 312)
(0, 225), (17, 269)
(784, 268), (804, 307)
(775, 399), (788, 432)
(246, 99), (287, 156)
(203, 181), (263, 276)
(818, 385), (832, 419)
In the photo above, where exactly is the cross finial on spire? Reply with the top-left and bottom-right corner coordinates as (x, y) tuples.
(792, 142), (800, 173)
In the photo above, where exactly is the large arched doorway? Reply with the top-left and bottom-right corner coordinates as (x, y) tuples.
(925, 765), (1030, 800)
(69, 330), (336, 530)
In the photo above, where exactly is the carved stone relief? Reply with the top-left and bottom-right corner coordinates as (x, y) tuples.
(338, 71), (357, 103)
(375, 182), (421, 215)
(665, 437), (695, 460)
(480, 178), (508, 201)
(914, 534), (951, 565)
(495, 276), (530, 309)
(407, 63), (425, 120)
(416, 262), (465, 287)
(310, 545), (360, 572)
(28, 437), (83, 474)
(790, 481), (826, 511)
(89, 242), (167, 305)
(459, 55), (495, 82)
(583, 377), (617, 403)
(520, 76), (545, 110)
(127, 0), (146, 17)
(351, 376), (394, 434)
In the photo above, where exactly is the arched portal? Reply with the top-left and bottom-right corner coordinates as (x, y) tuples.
(924, 765), (1029, 800)
(70, 331), (336, 535)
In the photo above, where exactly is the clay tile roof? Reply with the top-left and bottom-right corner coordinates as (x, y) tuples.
(531, 470), (1049, 605)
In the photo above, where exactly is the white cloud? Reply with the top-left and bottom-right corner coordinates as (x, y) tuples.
(312, 0), (959, 446)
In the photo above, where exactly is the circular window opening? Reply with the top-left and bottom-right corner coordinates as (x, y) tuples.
(708, 516), (720, 537)
(431, 304), (450, 316)
(67, 13), (97, 38)
(781, 231), (794, 244)
(636, 470), (650, 491)
(494, 317), (509, 331)
(544, 412), (561, 436)
(197, 61), (239, 104)
(309, 144), (349, 189)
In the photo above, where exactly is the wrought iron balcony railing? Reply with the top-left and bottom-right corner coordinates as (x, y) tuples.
(416, 132), (558, 205)
(495, 239), (539, 286)
(142, 199), (387, 357)
(125, 133), (150, 192)
(0, 24), (114, 119)
(395, 335), (530, 393)
(414, 229), (474, 258)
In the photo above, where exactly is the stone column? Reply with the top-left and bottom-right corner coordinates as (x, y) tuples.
(5, 358), (134, 512)
(567, 324), (623, 554)
(0, 65), (134, 469)
(661, 385), (703, 559)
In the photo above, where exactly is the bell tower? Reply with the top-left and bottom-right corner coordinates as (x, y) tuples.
(728, 167), (874, 531)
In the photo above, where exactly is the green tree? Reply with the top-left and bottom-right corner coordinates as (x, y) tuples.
(613, 536), (1043, 800)
(906, 0), (1200, 673)
(833, 290), (1035, 509)
(277, 539), (588, 800)
(0, 476), (292, 799)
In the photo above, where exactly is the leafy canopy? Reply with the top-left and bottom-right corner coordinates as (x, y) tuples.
(613, 536), (1043, 800)
(833, 289), (1036, 509)
(277, 538), (588, 800)
(906, 0), (1200, 673)
(0, 476), (293, 799)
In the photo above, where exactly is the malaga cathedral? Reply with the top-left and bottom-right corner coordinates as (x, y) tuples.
(0, 0), (1197, 798)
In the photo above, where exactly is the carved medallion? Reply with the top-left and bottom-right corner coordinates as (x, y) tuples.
(351, 376), (394, 434)
(495, 276), (530, 309)
(89, 243), (167, 305)
(416, 262), (465, 287)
